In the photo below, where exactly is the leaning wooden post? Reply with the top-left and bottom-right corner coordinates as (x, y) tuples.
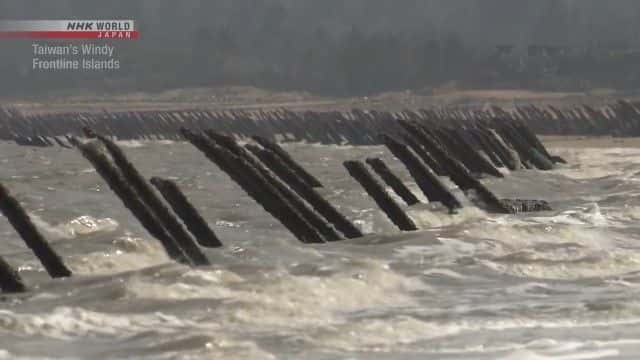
(0, 183), (72, 278)
(150, 177), (223, 248)
(344, 161), (418, 231)
(0, 255), (26, 293)
(366, 158), (420, 206)
(400, 133), (445, 176)
(403, 123), (513, 214)
(252, 135), (324, 188)
(97, 136), (210, 266)
(203, 131), (341, 241)
(242, 146), (343, 242)
(72, 140), (192, 265)
(182, 129), (325, 244)
(247, 145), (364, 239)
(379, 134), (462, 212)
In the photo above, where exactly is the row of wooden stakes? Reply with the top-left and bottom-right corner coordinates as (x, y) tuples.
(3, 101), (639, 148)
(0, 116), (561, 294)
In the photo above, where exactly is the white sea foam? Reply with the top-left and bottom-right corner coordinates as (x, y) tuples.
(0, 307), (218, 339)
(31, 214), (118, 240)
(69, 235), (169, 275)
(408, 206), (486, 228)
(126, 259), (427, 329)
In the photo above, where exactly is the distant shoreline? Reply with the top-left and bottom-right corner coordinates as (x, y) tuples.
(543, 136), (640, 149)
(0, 86), (627, 115)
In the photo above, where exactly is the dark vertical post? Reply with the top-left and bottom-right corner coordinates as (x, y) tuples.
(149, 177), (223, 248)
(246, 145), (364, 239)
(402, 123), (513, 214)
(97, 136), (210, 266)
(183, 129), (326, 244)
(203, 131), (341, 241)
(400, 133), (445, 175)
(365, 158), (420, 206)
(252, 135), (323, 188)
(73, 140), (192, 265)
(204, 131), (341, 242)
(243, 145), (343, 242)
(0, 255), (26, 293)
(380, 134), (462, 212)
(344, 161), (418, 231)
(0, 183), (72, 278)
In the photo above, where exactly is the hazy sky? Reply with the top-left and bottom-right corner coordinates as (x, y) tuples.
(1, 0), (639, 47)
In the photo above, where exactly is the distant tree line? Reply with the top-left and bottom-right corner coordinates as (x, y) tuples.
(2, 0), (640, 96)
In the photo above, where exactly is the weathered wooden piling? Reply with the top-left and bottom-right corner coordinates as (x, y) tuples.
(252, 135), (324, 188)
(400, 133), (446, 176)
(492, 120), (554, 171)
(150, 177), (223, 248)
(1, 104), (624, 148)
(344, 161), (418, 231)
(379, 134), (463, 212)
(243, 145), (344, 242)
(365, 158), (420, 206)
(73, 140), (193, 265)
(402, 122), (513, 213)
(0, 255), (26, 293)
(182, 129), (326, 244)
(0, 183), (72, 278)
(97, 136), (210, 266)
(246, 144), (364, 239)
(202, 131), (342, 242)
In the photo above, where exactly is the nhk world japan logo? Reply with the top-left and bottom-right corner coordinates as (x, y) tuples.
(0, 20), (137, 39)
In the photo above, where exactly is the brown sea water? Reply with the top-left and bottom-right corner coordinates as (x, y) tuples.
(1, 139), (640, 359)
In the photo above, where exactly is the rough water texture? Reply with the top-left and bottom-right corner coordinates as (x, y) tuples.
(0, 139), (639, 359)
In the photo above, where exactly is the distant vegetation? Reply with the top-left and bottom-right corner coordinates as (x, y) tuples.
(3, 0), (640, 97)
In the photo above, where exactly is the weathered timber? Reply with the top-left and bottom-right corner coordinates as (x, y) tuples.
(400, 133), (446, 176)
(73, 140), (192, 265)
(344, 161), (418, 231)
(97, 136), (210, 266)
(150, 177), (223, 248)
(0, 256), (26, 293)
(243, 144), (343, 242)
(252, 135), (323, 188)
(203, 130), (341, 241)
(0, 183), (72, 278)
(365, 157), (420, 206)
(246, 144), (364, 239)
(379, 134), (463, 212)
(401, 121), (513, 213)
(182, 129), (326, 244)
(413, 126), (512, 213)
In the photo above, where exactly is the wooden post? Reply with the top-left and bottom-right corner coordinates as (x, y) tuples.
(205, 131), (341, 242)
(400, 133), (445, 176)
(182, 129), (326, 244)
(0, 255), (26, 293)
(252, 135), (323, 188)
(344, 161), (418, 231)
(379, 134), (462, 212)
(246, 145), (364, 239)
(97, 136), (210, 266)
(73, 140), (192, 265)
(401, 123), (513, 214)
(243, 146), (343, 242)
(0, 183), (72, 278)
(365, 158), (420, 206)
(150, 177), (223, 248)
